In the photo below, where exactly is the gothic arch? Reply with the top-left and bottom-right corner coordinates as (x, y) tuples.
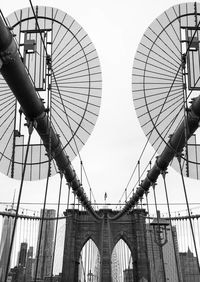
(78, 238), (100, 281)
(78, 235), (100, 260)
(111, 238), (134, 281)
(112, 231), (134, 255)
(61, 209), (149, 282)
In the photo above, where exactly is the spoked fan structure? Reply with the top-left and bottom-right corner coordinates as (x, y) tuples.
(0, 6), (102, 180)
(132, 2), (200, 179)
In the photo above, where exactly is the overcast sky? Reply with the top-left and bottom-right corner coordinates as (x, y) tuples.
(0, 0), (199, 217)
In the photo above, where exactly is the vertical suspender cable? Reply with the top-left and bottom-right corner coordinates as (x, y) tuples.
(177, 155), (200, 274)
(84, 241), (87, 279)
(34, 48), (53, 280)
(138, 160), (140, 186)
(197, 218), (200, 250)
(73, 192), (76, 209)
(5, 124), (33, 282)
(34, 158), (51, 281)
(161, 170), (181, 282)
(183, 219), (187, 254)
(123, 241), (127, 272)
(180, 218), (184, 253)
(50, 172), (63, 280)
(80, 253), (86, 282)
(67, 183), (71, 210)
(152, 183), (167, 282)
(145, 193), (157, 282)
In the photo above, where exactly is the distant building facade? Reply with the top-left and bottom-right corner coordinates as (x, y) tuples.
(179, 248), (200, 282)
(123, 268), (133, 282)
(146, 223), (165, 281)
(162, 225), (183, 281)
(18, 242), (28, 267)
(35, 209), (56, 280)
(25, 246), (34, 282)
(146, 219), (183, 282)
(0, 208), (15, 281)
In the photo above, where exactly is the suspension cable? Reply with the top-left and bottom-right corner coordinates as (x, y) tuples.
(161, 170), (181, 282)
(4, 123), (33, 282)
(145, 192), (157, 282)
(34, 158), (51, 281)
(50, 172), (63, 280)
(80, 253), (86, 282)
(177, 154), (200, 274)
(125, 101), (185, 202)
(67, 182), (71, 210)
(82, 162), (97, 203)
(152, 183), (167, 282)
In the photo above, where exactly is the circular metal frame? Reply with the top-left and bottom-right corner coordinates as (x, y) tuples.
(0, 6), (102, 180)
(132, 2), (200, 179)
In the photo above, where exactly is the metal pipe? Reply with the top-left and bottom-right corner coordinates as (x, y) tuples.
(113, 95), (200, 219)
(0, 15), (100, 220)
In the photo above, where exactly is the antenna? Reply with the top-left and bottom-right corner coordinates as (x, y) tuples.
(11, 189), (16, 210)
(132, 2), (200, 179)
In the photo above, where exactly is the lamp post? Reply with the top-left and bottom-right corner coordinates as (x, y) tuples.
(150, 211), (169, 281)
(87, 270), (94, 282)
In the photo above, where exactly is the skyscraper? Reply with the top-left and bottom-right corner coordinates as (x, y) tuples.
(146, 219), (183, 282)
(179, 248), (200, 282)
(18, 242), (28, 267)
(35, 209), (56, 280)
(25, 246), (34, 282)
(123, 269), (133, 282)
(0, 207), (15, 281)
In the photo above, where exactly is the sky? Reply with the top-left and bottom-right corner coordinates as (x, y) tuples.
(0, 0), (200, 217)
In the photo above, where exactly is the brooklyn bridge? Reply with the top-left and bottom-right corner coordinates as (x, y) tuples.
(0, 1), (200, 282)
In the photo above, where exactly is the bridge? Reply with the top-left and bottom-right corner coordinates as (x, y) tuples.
(0, 1), (200, 282)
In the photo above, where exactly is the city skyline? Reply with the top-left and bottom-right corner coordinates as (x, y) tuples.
(1, 209), (57, 281)
(1, 210), (199, 281)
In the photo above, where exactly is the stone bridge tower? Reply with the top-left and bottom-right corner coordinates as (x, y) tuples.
(61, 208), (150, 282)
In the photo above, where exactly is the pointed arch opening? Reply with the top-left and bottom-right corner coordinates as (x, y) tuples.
(78, 238), (100, 281)
(111, 238), (133, 282)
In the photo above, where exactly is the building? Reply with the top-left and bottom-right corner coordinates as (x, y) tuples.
(35, 209), (56, 280)
(146, 223), (165, 281)
(0, 208), (15, 281)
(162, 225), (183, 281)
(18, 242), (28, 267)
(123, 268), (133, 282)
(179, 248), (200, 282)
(25, 246), (34, 282)
(146, 218), (183, 282)
(9, 265), (25, 282)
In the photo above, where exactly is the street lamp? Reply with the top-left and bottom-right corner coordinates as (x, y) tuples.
(87, 270), (94, 282)
(150, 211), (169, 247)
(150, 211), (169, 281)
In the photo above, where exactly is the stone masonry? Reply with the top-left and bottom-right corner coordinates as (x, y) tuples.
(61, 208), (150, 282)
